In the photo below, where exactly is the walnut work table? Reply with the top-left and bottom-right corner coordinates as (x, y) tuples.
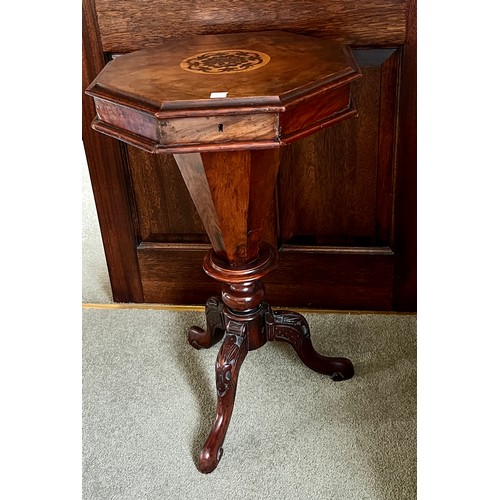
(86, 31), (362, 473)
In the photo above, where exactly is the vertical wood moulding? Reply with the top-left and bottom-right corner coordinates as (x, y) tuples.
(82, 0), (144, 302)
(376, 48), (400, 247)
(392, 0), (416, 310)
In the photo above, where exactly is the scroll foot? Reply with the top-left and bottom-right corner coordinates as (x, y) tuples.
(198, 320), (248, 473)
(266, 310), (354, 381)
(188, 296), (225, 350)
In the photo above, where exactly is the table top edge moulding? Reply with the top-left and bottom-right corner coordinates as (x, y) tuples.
(85, 30), (362, 154)
(86, 30), (361, 474)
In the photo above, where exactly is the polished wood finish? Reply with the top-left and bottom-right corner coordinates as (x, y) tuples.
(82, 1), (416, 311)
(267, 310), (353, 379)
(136, 243), (393, 309)
(200, 314), (248, 473)
(189, 243), (353, 473)
(393, 0), (417, 310)
(172, 149), (281, 266)
(188, 297), (225, 350)
(88, 31), (358, 108)
(86, 32), (360, 473)
(105, 48), (403, 309)
(94, 0), (407, 53)
(86, 31), (361, 153)
(82, 0), (144, 302)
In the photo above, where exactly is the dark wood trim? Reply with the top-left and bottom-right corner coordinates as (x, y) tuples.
(94, 0), (408, 53)
(280, 244), (393, 255)
(137, 245), (393, 310)
(377, 48), (400, 246)
(392, 0), (416, 311)
(82, 0), (144, 302)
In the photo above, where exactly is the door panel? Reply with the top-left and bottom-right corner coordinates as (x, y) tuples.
(83, 0), (416, 310)
(94, 0), (407, 52)
(127, 149), (207, 243)
(126, 49), (399, 248)
(279, 48), (399, 248)
(125, 48), (400, 308)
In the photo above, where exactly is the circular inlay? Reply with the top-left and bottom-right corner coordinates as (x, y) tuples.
(180, 49), (270, 74)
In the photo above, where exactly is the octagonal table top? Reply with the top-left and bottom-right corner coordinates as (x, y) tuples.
(86, 31), (361, 153)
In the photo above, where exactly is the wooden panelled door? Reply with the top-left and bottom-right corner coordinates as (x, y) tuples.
(82, 0), (416, 311)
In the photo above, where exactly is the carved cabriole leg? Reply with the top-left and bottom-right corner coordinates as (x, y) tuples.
(188, 296), (225, 350)
(266, 310), (354, 381)
(196, 247), (276, 473)
(198, 316), (249, 473)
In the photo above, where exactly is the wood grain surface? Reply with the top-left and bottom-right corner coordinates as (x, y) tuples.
(82, 0), (144, 302)
(127, 148), (206, 242)
(172, 149), (281, 266)
(86, 31), (361, 153)
(137, 244), (393, 309)
(88, 31), (358, 110)
(83, 0), (416, 310)
(94, 0), (407, 53)
(160, 113), (277, 146)
(392, 0), (417, 310)
(278, 48), (398, 247)
(117, 47), (402, 304)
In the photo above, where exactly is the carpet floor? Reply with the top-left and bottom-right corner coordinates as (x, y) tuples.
(83, 307), (416, 500)
(82, 158), (416, 499)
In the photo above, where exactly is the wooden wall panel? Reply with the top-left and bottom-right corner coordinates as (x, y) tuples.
(83, 0), (144, 302)
(137, 244), (393, 310)
(83, 0), (416, 310)
(127, 148), (207, 242)
(279, 69), (379, 245)
(128, 147), (279, 247)
(137, 244), (219, 304)
(94, 0), (407, 53)
(100, 45), (402, 308)
(269, 249), (393, 309)
(393, 0), (417, 310)
(124, 49), (399, 249)
(377, 49), (400, 245)
(278, 48), (398, 247)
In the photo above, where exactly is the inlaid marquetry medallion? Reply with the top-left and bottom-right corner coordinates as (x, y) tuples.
(180, 50), (270, 74)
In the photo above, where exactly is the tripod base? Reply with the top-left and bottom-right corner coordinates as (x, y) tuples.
(191, 293), (354, 473)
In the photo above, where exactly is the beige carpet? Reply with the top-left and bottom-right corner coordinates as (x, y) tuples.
(83, 308), (416, 500)
(82, 162), (416, 499)
(82, 163), (113, 304)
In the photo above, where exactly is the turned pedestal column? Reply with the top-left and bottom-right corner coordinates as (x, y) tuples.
(86, 30), (362, 473)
